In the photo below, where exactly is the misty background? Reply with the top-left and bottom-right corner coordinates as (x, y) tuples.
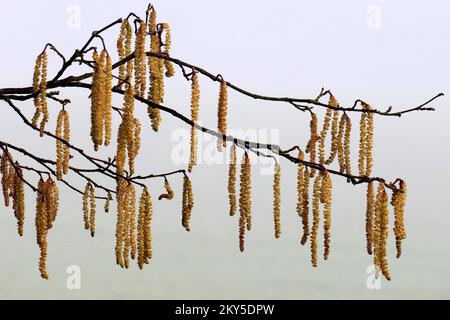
(0, 0), (449, 299)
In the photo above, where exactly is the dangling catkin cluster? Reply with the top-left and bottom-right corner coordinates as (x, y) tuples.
(137, 186), (153, 269)
(82, 182), (96, 237)
(56, 109), (70, 181)
(374, 183), (391, 281)
(32, 52), (49, 137)
(148, 8), (164, 132)
(134, 21), (147, 98)
(159, 178), (174, 200)
(392, 180), (407, 259)
(342, 114), (352, 178)
(104, 192), (112, 213)
(35, 178), (59, 279)
(217, 78), (228, 151)
(228, 144), (237, 216)
(238, 152), (251, 252)
(358, 103), (374, 177)
(188, 71), (200, 172)
(306, 113), (319, 177)
(90, 49), (113, 151)
(115, 181), (137, 269)
(161, 23), (175, 77)
(273, 164), (281, 239)
(321, 170), (332, 261)
(182, 176), (194, 232)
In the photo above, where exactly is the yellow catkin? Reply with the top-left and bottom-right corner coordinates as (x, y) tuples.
(325, 109), (340, 165)
(56, 110), (70, 180)
(134, 21), (147, 98)
(35, 178), (58, 279)
(35, 179), (49, 279)
(358, 111), (368, 176)
(273, 164), (281, 239)
(365, 105), (374, 176)
(244, 153), (252, 231)
(62, 111), (70, 174)
(182, 176), (194, 232)
(228, 144), (237, 216)
(359, 103), (374, 177)
(306, 113), (318, 177)
(374, 183), (391, 281)
(89, 183), (96, 237)
(343, 114), (352, 179)
(296, 151), (304, 219)
(104, 54), (113, 146)
(138, 187), (152, 269)
(91, 50), (106, 151)
(32, 54), (42, 127)
(319, 109), (333, 165)
(123, 182), (136, 267)
(13, 164), (25, 236)
(143, 187), (153, 265)
(115, 179), (127, 267)
(188, 72), (200, 172)
(321, 171), (332, 261)
(161, 23), (175, 77)
(392, 180), (407, 259)
(217, 78), (228, 151)
(39, 52), (48, 137)
(159, 178), (174, 200)
(137, 187), (146, 269)
(336, 114), (347, 173)
(117, 21), (128, 89)
(83, 183), (90, 230)
(1, 151), (12, 207)
(148, 8), (163, 132)
(300, 168), (311, 246)
(365, 182), (375, 255)
(104, 192), (112, 213)
(311, 174), (321, 267)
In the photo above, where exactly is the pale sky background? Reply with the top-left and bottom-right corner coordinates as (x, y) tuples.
(0, 0), (449, 300)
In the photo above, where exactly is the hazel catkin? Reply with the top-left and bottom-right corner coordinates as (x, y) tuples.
(158, 178), (174, 200)
(138, 187), (153, 269)
(311, 173), (321, 267)
(56, 109), (70, 180)
(82, 182), (96, 237)
(392, 180), (407, 259)
(273, 164), (281, 239)
(217, 78), (228, 151)
(306, 113), (318, 177)
(161, 23), (175, 77)
(300, 168), (310, 246)
(182, 176), (194, 232)
(365, 182), (375, 255)
(228, 144), (237, 216)
(188, 72), (200, 173)
(321, 170), (332, 261)
(12, 164), (25, 236)
(134, 21), (147, 98)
